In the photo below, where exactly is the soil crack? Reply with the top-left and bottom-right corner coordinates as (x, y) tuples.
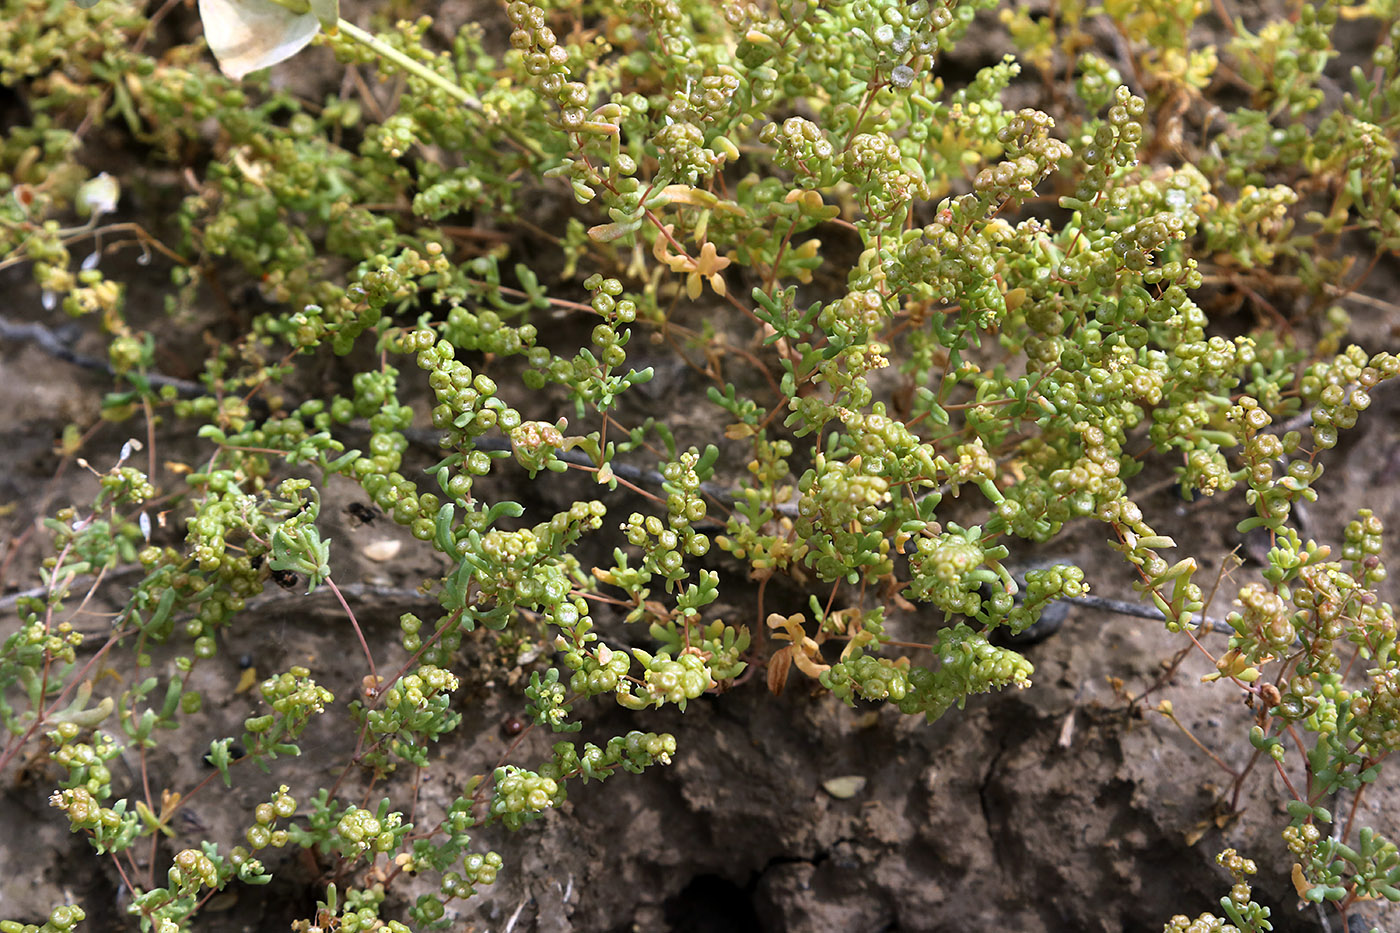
(977, 730), (1010, 879)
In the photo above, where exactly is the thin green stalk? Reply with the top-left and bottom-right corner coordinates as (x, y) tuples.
(335, 18), (481, 111)
(334, 19), (546, 157)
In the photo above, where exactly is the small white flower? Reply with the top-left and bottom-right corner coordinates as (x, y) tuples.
(76, 172), (119, 217)
(196, 0), (321, 80)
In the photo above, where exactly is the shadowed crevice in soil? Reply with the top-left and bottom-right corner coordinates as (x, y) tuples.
(662, 871), (765, 933)
(976, 719), (1012, 883)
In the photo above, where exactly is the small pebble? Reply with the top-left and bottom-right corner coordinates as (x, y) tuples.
(362, 539), (402, 562)
(822, 775), (867, 799)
